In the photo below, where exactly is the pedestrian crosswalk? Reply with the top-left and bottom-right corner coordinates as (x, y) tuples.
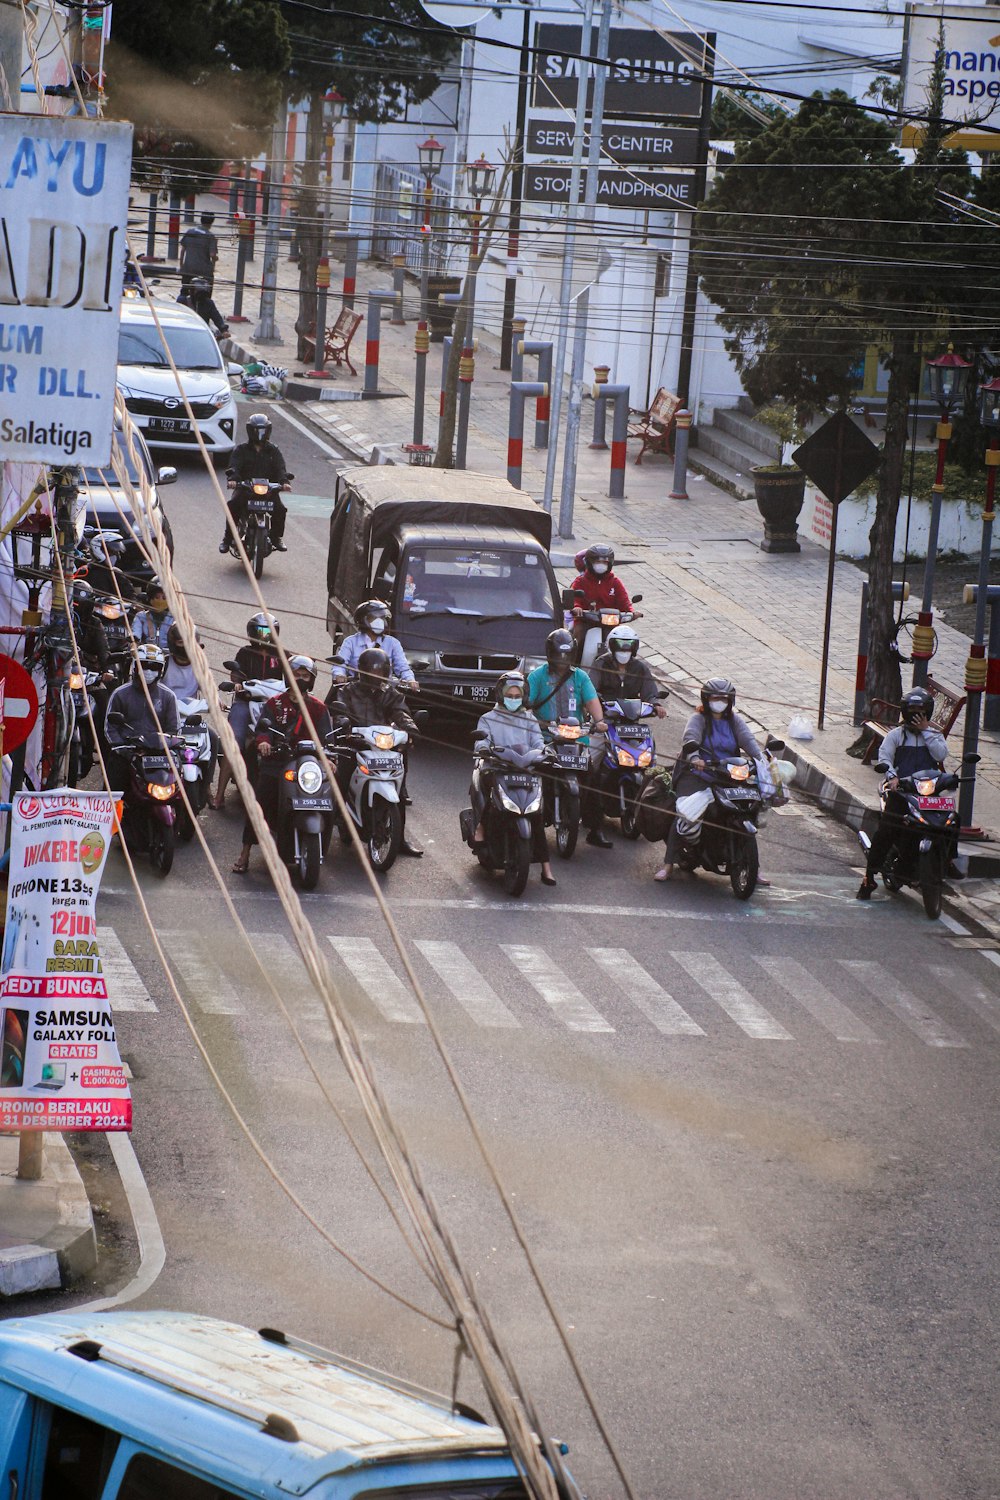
(94, 925), (997, 1053)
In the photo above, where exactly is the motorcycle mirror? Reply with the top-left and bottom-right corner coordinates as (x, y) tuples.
(414, 709), (430, 729)
(222, 659), (240, 672)
(560, 588), (578, 610)
(631, 593), (643, 604)
(657, 688), (669, 700)
(765, 736), (786, 754)
(227, 362), (243, 377)
(873, 761), (890, 773)
(412, 659), (430, 675)
(218, 681), (234, 692)
(962, 752), (982, 764)
(682, 740), (701, 757)
(107, 711), (125, 726)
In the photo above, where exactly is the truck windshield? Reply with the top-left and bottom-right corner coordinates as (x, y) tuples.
(400, 547), (554, 620)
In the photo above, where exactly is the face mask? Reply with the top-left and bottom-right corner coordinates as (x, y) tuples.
(503, 696), (522, 712)
(150, 605), (167, 621)
(708, 698), (728, 714)
(368, 618), (385, 634)
(592, 563), (608, 575)
(613, 650), (631, 665)
(141, 668), (159, 686)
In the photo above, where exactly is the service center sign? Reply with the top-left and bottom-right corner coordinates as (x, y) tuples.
(0, 117), (132, 466)
(0, 790), (131, 1131)
(902, 5), (1000, 149)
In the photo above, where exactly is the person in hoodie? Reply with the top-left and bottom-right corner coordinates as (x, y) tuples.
(471, 671), (556, 887)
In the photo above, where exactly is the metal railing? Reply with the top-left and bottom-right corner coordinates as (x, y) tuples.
(371, 161), (450, 275)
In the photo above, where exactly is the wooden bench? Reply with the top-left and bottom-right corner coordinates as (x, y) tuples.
(861, 675), (967, 764)
(628, 387), (681, 465)
(302, 308), (363, 375)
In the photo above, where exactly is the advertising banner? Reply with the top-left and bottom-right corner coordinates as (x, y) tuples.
(532, 25), (707, 119)
(525, 165), (698, 209)
(526, 120), (701, 167)
(0, 790), (131, 1131)
(0, 116), (133, 466)
(901, 4), (1000, 150)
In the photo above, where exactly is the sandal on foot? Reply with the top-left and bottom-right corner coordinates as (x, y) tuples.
(231, 856), (250, 875)
(654, 867), (672, 882)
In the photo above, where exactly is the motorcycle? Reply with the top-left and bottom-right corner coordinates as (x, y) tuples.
(333, 722), (411, 873)
(544, 717), (590, 859)
(597, 696), (666, 839)
(226, 475), (292, 580)
(461, 741), (547, 897)
(106, 714), (183, 877)
(266, 726), (338, 890)
(220, 666), (284, 739)
(67, 665), (101, 786)
(563, 587), (643, 669)
(173, 696), (215, 839)
(858, 754), (977, 919)
(670, 737), (786, 900)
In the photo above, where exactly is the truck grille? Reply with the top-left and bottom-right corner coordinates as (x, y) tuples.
(439, 653), (520, 671)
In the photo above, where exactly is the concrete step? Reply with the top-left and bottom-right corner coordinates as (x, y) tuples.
(695, 424), (770, 486)
(688, 447), (757, 502)
(713, 407), (782, 462)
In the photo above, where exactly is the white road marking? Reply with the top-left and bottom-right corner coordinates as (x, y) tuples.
(501, 945), (614, 1033)
(414, 941), (519, 1028)
(755, 956), (879, 1043)
(161, 932), (244, 1015)
(326, 936), (424, 1024)
(671, 952), (793, 1040)
(930, 963), (1000, 1036)
(98, 927), (157, 1012)
(588, 948), (704, 1036)
(249, 932), (324, 1022)
(270, 402), (345, 460)
(840, 961), (969, 1048)
(938, 912), (969, 936)
(77, 1132), (166, 1312)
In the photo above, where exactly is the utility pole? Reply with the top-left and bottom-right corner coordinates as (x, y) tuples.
(675, 35), (716, 406)
(541, 0), (596, 515)
(499, 1), (533, 371)
(557, 0), (611, 540)
(254, 99), (288, 343)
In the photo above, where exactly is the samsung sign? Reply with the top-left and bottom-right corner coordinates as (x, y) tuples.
(532, 25), (708, 119)
(901, 4), (1000, 150)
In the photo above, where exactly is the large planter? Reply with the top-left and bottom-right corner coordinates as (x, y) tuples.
(426, 274), (461, 342)
(752, 465), (807, 553)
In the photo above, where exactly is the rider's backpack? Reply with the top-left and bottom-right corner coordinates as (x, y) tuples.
(636, 768), (675, 844)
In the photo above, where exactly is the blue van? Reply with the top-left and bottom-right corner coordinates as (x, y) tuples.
(0, 1310), (532, 1498)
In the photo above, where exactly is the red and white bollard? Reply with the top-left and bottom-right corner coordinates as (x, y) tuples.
(364, 290), (398, 395)
(593, 383), (630, 498)
(590, 364), (610, 449)
(508, 381), (548, 488)
(515, 340), (553, 449)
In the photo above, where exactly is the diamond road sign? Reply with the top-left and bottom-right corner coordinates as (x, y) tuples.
(792, 411), (880, 505)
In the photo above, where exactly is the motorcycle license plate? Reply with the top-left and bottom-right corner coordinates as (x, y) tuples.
(146, 416), (190, 434)
(246, 497), (273, 512)
(364, 754), (401, 772)
(141, 756), (170, 769)
(451, 684), (492, 700)
(616, 725), (645, 738)
(726, 787), (757, 800)
(557, 745), (588, 766)
(917, 795), (955, 810)
(503, 775), (535, 789)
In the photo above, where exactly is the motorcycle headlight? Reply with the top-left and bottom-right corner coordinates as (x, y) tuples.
(69, 671), (84, 691)
(209, 387), (231, 409)
(97, 603), (122, 620)
(373, 731), (395, 750)
(297, 759), (324, 795)
(148, 781), (175, 801)
(498, 787), (521, 813)
(914, 777), (937, 797)
(252, 481), (270, 495)
(616, 746), (636, 767)
(601, 612), (620, 627)
(729, 762), (750, 782)
(554, 722), (582, 739)
(524, 790), (543, 814)
(638, 748), (653, 768)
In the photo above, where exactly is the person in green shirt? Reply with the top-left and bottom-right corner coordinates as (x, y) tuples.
(527, 629), (612, 848)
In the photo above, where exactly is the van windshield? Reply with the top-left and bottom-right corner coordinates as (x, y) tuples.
(400, 547), (555, 620)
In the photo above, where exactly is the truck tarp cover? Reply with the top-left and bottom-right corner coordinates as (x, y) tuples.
(328, 467), (552, 605)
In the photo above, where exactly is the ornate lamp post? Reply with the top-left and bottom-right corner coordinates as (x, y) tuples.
(417, 136), (445, 322)
(454, 155), (496, 470)
(913, 345), (972, 686)
(307, 88), (345, 377)
(957, 374), (1000, 832)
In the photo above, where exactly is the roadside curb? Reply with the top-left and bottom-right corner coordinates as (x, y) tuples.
(0, 1134), (97, 1297)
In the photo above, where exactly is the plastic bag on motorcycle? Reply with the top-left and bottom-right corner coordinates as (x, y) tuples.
(636, 769), (675, 843)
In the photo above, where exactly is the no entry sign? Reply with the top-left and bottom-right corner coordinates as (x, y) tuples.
(0, 652), (39, 752)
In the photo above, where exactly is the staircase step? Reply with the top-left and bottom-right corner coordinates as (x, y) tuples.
(688, 449), (757, 502)
(713, 408), (783, 462)
(695, 425), (770, 480)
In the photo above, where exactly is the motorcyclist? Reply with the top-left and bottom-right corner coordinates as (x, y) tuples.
(178, 274), (229, 339)
(82, 531), (143, 603)
(232, 654), (332, 875)
(857, 687), (948, 900)
(211, 613), (284, 810)
(70, 581), (113, 679)
(326, 600), (417, 703)
(104, 644), (179, 791)
(132, 580), (174, 650)
(471, 671), (555, 885)
(220, 414), (291, 554)
(568, 544), (638, 652)
(328, 646), (423, 858)
(590, 625), (666, 715)
(527, 628), (611, 848)
(163, 623), (220, 794)
(655, 676), (763, 883)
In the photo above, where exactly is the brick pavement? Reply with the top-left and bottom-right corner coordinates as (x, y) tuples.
(201, 196), (1000, 885)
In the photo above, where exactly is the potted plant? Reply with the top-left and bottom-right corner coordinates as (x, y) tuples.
(751, 403), (808, 553)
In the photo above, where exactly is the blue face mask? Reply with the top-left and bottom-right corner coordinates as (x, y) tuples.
(503, 696), (523, 712)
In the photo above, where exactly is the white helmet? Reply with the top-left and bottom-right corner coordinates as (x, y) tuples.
(607, 624), (640, 660)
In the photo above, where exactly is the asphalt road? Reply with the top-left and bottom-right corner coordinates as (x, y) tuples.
(37, 407), (1000, 1500)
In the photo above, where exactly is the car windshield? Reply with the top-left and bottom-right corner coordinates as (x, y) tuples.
(401, 547), (555, 620)
(119, 323), (222, 372)
(83, 456), (140, 487)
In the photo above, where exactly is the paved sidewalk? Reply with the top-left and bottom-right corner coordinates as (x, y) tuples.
(202, 197), (1000, 891)
(0, 1133), (96, 1295)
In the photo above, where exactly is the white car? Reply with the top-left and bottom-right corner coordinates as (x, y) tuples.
(117, 299), (238, 456)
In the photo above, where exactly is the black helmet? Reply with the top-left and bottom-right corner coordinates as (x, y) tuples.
(358, 647), (391, 689)
(246, 412), (272, 445)
(71, 580), (95, 619)
(167, 622), (198, 663)
(496, 670), (527, 708)
(354, 599), (391, 634)
(700, 676), (736, 713)
(545, 628), (576, 674)
(901, 687), (934, 725)
(288, 653), (317, 691)
(584, 543), (615, 576)
(246, 611), (279, 644)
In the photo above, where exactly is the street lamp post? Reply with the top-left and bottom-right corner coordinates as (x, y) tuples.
(957, 374), (1000, 833)
(455, 155), (496, 470)
(417, 136), (445, 323)
(913, 345), (971, 687)
(309, 88), (345, 379)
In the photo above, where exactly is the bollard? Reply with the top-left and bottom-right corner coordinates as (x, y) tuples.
(244, 171), (257, 260)
(340, 232), (360, 309)
(391, 254), (407, 324)
(439, 335), (452, 416)
(229, 215), (253, 322)
(143, 189), (158, 260)
(957, 438), (999, 828)
(364, 290), (398, 395)
(167, 189), (181, 260)
(413, 321), (429, 446)
(306, 257), (332, 378)
(510, 318), (527, 382)
(183, 194), (195, 225)
(517, 341), (553, 449)
(968, 585), (1000, 731)
(508, 381), (548, 488)
(854, 580), (910, 725)
(590, 365), (610, 449)
(456, 345), (476, 471)
(595, 383), (631, 499)
(229, 169), (241, 218)
(669, 409), (693, 500)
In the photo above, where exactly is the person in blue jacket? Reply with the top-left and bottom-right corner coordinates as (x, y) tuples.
(327, 600), (417, 702)
(527, 628), (611, 848)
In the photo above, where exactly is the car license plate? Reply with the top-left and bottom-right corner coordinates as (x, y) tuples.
(917, 795), (955, 810)
(451, 684), (491, 700)
(146, 416), (191, 434)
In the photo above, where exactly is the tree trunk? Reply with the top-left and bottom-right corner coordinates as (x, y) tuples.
(294, 88), (325, 363)
(435, 254), (474, 469)
(865, 332), (917, 710)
